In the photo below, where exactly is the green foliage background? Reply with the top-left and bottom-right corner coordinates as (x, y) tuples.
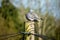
(0, 0), (60, 40)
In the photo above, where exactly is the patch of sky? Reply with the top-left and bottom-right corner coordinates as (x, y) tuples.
(22, 0), (28, 8)
(30, 0), (39, 9)
(10, 0), (21, 8)
(40, 0), (47, 14)
(49, 0), (60, 19)
(0, 0), (2, 7)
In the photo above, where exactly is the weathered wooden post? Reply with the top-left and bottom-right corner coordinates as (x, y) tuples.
(25, 20), (43, 40)
(25, 21), (35, 40)
(25, 9), (43, 40)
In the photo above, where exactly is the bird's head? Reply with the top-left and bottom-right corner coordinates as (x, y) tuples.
(30, 9), (34, 13)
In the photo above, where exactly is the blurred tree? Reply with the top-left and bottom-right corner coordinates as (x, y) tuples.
(41, 12), (56, 40)
(55, 19), (60, 40)
(0, 0), (23, 40)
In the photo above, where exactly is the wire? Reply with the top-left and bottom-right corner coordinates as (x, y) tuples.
(0, 32), (21, 39)
(0, 32), (55, 40)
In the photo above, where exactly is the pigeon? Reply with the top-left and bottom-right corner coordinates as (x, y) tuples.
(25, 9), (39, 22)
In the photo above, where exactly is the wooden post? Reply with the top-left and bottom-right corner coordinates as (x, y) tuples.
(25, 20), (43, 40)
(25, 21), (35, 40)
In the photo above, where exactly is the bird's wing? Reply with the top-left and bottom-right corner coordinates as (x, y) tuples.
(26, 13), (34, 21)
(32, 13), (39, 19)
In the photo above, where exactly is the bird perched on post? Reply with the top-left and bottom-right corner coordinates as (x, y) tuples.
(25, 9), (40, 22)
